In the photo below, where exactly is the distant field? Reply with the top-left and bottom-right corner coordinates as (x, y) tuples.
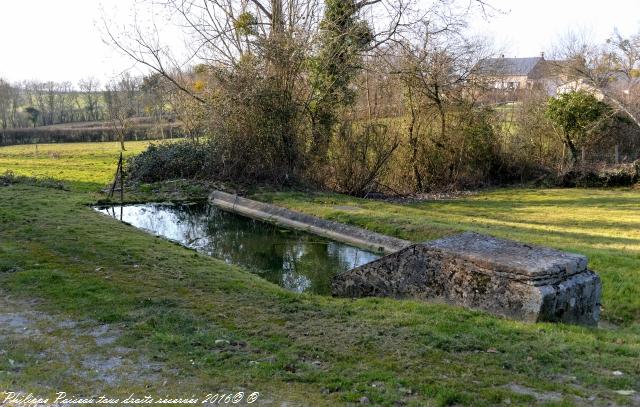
(0, 119), (181, 146)
(0, 141), (155, 189)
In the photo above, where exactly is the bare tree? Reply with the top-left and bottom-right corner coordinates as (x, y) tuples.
(100, 0), (434, 104)
(27, 81), (48, 126)
(104, 74), (139, 151)
(0, 79), (13, 129)
(607, 29), (640, 126)
(141, 73), (171, 138)
(166, 79), (205, 139)
(550, 30), (640, 128)
(78, 77), (102, 121)
(8, 82), (21, 128)
(55, 81), (75, 124)
(608, 29), (640, 80)
(392, 20), (493, 189)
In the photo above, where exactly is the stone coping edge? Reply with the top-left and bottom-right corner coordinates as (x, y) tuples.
(208, 190), (412, 254)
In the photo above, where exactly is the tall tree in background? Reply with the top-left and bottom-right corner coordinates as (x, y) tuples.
(78, 78), (102, 121)
(552, 30), (640, 128)
(24, 107), (40, 128)
(141, 73), (170, 139)
(546, 90), (612, 164)
(394, 18), (493, 190)
(104, 74), (139, 151)
(0, 79), (13, 129)
(308, 0), (372, 159)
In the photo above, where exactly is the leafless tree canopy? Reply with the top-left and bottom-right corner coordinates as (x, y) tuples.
(101, 0), (493, 101)
(550, 30), (640, 127)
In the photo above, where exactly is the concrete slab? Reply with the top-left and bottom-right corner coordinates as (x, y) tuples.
(209, 190), (411, 254)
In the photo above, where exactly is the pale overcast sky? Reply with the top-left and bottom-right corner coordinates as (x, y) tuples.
(469, 0), (640, 58)
(0, 0), (638, 84)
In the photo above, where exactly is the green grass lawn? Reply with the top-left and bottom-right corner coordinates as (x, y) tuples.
(0, 141), (153, 190)
(0, 141), (639, 406)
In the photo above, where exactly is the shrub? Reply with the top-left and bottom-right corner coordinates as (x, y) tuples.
(206, 61), (306, 185)
(126, 141), (209, 182)
(558, 163), (639, 187)
(546, 91), (611, 164)
(327, 121), (400, 196)
(406, 107), (503, 191)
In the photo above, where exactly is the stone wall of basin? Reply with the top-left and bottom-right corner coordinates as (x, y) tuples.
(332, 232), (601, 326)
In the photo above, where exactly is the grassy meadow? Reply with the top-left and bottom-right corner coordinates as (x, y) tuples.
(0, 141), (153, 190)
(0, 141), (639, 406)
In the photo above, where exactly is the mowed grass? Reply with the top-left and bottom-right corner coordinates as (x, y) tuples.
(0, 141), (153, 190)
(254, 189), (640, 326)
(0, 141), (639, 406)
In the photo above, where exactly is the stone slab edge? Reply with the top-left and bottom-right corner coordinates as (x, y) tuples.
(208, 190), (412, 254)
(331, 235), (602, 325)
(423, 232), (588, 284)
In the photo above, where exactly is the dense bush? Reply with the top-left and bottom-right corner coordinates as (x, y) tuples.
(126, 141), (209, 182)
(504, 93), (563, 173)
(558, 163), (639, 187)
(206, 61), (305, 185)
(124, 67), (639, 195)
(326, 121), (400, 196)
(375, 107), (505, 193)
(120, 4), (640, 196)
(546, 91), (611, 163)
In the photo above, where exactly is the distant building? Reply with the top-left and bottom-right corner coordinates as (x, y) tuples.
(556, 73), (640, 103)
(555, 78), (604, 99)
(473, 54), (564, 96)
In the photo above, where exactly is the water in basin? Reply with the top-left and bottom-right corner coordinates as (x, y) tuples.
(93, 203), (380, 294)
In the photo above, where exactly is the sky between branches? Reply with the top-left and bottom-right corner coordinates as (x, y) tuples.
(0, 0), (638, 83)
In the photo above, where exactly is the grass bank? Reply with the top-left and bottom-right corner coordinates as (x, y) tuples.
(0, 141), (639, 406)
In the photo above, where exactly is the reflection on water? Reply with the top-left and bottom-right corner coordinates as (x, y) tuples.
(94, 203), (380, 294)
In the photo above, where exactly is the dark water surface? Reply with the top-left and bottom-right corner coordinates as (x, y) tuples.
(94, 203), (380, 294)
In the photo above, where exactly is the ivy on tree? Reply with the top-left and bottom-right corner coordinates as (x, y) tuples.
(308, 0), (373, 158)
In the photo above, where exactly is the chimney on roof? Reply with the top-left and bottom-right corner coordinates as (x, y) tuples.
(541, 52), (545, 59)
(501, 54), (505, 58)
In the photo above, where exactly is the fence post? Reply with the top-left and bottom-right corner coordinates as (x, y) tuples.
(615, 144), (620, 164)
(108, 152), (123, 199)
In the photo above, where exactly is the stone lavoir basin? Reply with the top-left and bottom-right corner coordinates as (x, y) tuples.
(96, 192), (602, 326)
(94, 202), (381, 295)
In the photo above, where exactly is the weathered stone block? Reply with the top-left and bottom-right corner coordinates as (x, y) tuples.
(332, 232), (601, 325)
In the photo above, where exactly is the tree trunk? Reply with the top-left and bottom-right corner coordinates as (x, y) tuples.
(602, 92), (640, 129)
(406, 87), (422, 191)
(432, 84), (447, 142)
(564, 131), (578, 164)
(271, 0), (284, 33)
